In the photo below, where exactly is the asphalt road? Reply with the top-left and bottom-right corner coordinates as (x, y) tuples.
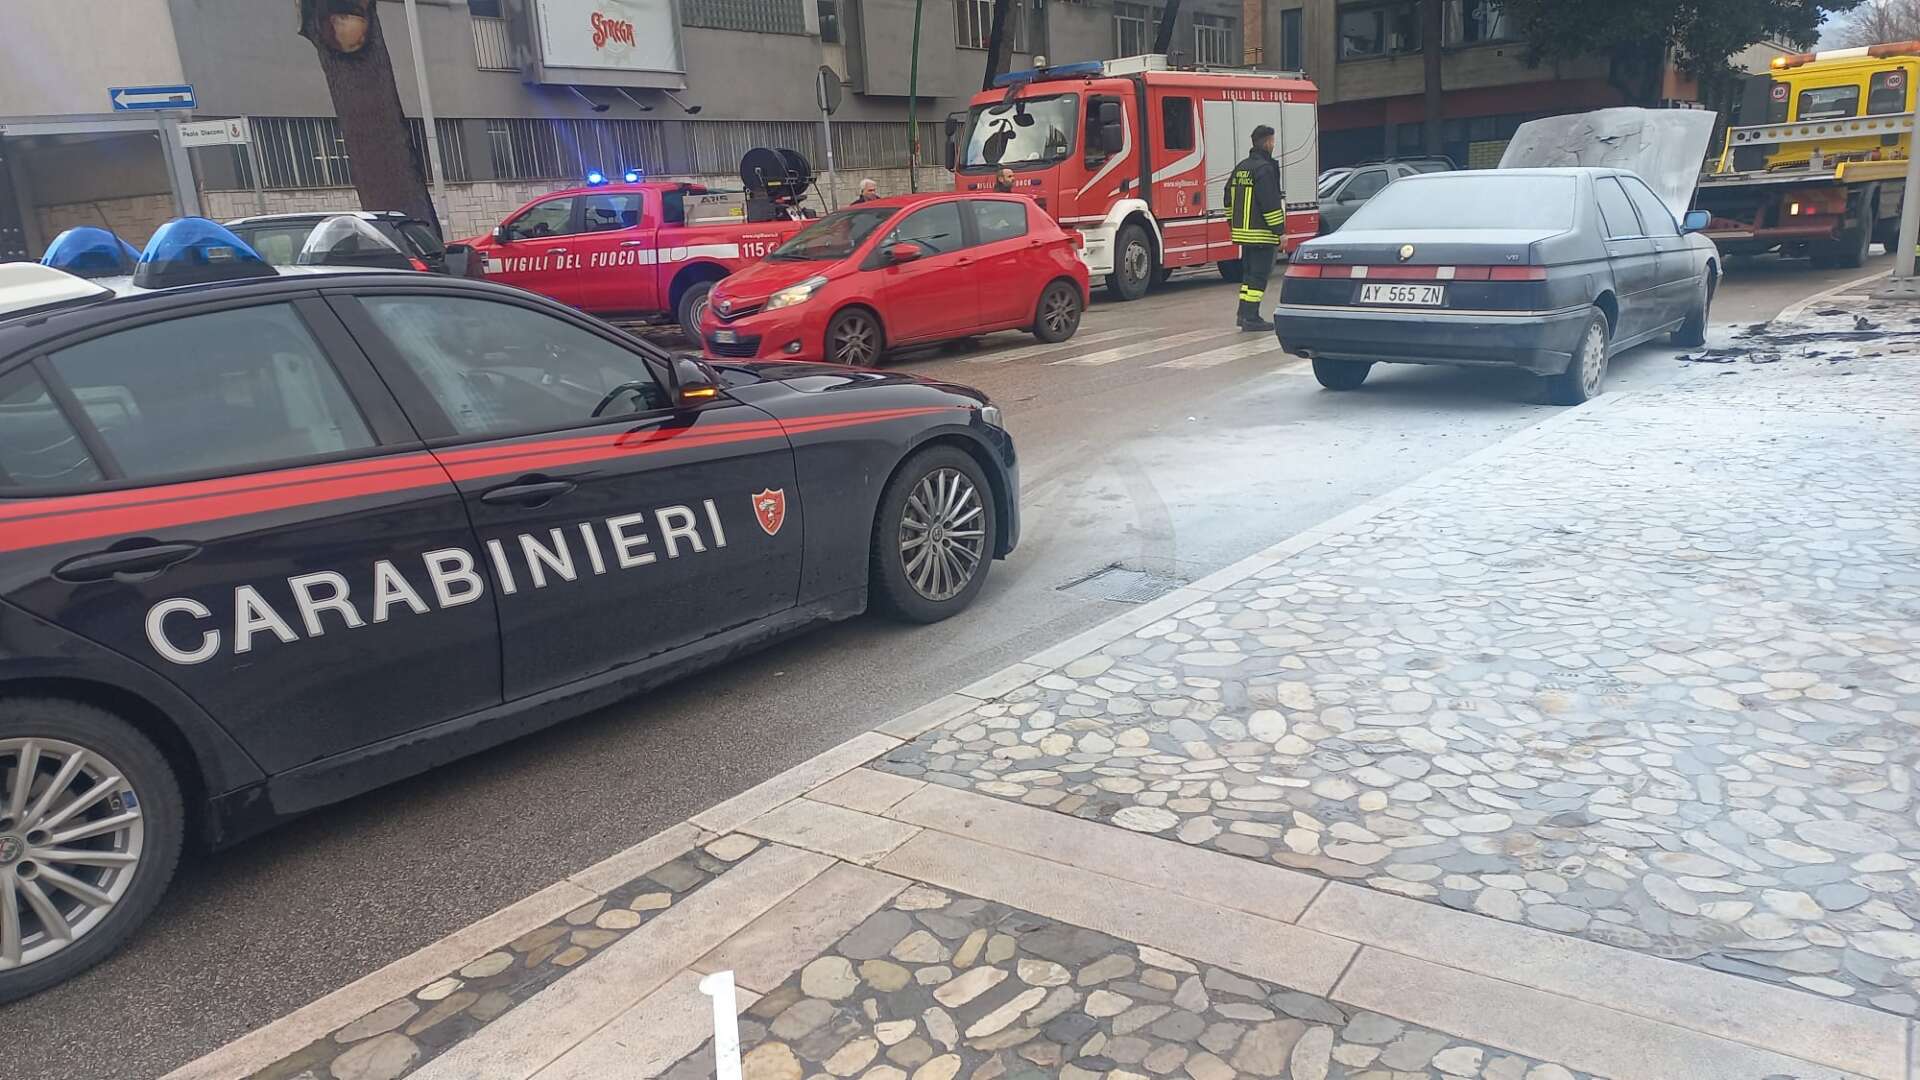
(3, 257), (1881, 1080)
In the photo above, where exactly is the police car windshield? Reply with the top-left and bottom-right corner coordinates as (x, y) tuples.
(963, 94), (1078, 168)
(1344, 174), (1577, 231)
(768, 207), (895, 261)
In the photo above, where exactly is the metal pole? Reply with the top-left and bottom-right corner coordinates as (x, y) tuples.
(247, 136), (268, 216)
(402, 0), (450, 235)
(820, 108), (839, 210)
(1894, 98), (1920, 282)
(907, 0), (925, 192)
(818, 68), (840, 210)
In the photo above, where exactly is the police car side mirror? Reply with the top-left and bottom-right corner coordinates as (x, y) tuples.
(669, 355), (721, 407)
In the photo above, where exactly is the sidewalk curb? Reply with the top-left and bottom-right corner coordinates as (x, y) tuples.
(160, 389), (1635, 1080)
(1773, 268), (1891, 325)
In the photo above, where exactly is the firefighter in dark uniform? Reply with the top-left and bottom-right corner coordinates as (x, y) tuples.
(1225, 125), (1286, 331)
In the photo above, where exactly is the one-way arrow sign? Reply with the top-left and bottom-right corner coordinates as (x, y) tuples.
(109, 84), (196, 111)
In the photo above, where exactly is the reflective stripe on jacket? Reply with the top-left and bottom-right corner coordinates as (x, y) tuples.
(1226, 149), (1284, 246)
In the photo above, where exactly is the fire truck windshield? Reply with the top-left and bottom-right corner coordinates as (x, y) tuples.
(768, 207), (895, 261)
(962, 94), (1079, 169)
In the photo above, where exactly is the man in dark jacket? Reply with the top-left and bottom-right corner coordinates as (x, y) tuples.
(1224, 125), (1285, 331)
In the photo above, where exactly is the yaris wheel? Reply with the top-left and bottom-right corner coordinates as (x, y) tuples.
(1032, 280), (1083, 343)
(0, 700), (182, 1004)
(826, 308), (883, 366)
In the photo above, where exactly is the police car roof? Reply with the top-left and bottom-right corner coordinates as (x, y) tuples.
(0, 262), (116, 321)
(0, 266), (506, 337)
(226, 210), (413, 225)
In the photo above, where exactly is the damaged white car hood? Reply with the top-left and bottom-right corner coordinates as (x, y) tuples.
(1499, 107), (1716, 220)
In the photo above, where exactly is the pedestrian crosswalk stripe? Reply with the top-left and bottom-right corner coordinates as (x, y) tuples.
(1151, 337), (1290, 370)
(958, 327), (1145, 364)
(1048, 328), (1234, 366)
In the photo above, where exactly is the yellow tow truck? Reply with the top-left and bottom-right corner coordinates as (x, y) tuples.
(1696, 41), (1917, 267)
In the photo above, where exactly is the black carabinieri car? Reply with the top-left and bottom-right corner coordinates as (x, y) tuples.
(0, 219), (1016, 1000)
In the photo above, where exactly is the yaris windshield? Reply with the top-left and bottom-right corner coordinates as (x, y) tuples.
(962, 93), (1078, 168)
(768, 207), (896, 261)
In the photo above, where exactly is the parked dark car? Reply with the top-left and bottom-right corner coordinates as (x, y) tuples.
(1276, 167), (1720, 404)
(1316, 157), (1458, 234)
(226, 211), (478, 276)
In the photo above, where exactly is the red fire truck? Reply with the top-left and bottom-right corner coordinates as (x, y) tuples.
(951, 55), (1320, 300)
(465, 167), (810, 341)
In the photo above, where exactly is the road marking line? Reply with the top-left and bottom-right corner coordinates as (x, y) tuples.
(1151, 336), (1289, 369)
(958, 327), (1144, 363)
(1049, 328), (1233, 366)
(1774, 268), (1892, 324)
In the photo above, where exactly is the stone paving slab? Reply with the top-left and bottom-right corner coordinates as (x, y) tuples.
(657, 881), (1608, 1080)
(874, 340), (1920, 1017)
(250, 836), (752, 1080)
(410, 843), (835, 1080)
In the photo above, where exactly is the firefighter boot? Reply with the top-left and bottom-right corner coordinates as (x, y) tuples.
(1237, 296), (1273, 331)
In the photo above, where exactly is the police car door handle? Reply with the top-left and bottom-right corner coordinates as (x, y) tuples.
(480, 479), (577, 507)
(53, 542), (202, 584)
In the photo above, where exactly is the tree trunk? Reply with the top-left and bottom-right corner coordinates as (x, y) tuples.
(1152, 0), (1183, 57)
(982, 0), (1017, 90)
(1422, 0), (1444, 155)
(298, 0), (437, 231)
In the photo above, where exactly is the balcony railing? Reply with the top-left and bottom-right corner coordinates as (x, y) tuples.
(471, 15), (516, 71)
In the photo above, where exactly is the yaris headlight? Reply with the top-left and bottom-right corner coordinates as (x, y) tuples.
(765, 275), (829, 310)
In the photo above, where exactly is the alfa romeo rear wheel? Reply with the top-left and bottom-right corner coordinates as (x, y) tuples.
(1547, 309), (1611, 406)
(1311, 358), (1372, 391)
(870, 447), (997, 623)
(0, 700), (182, 1004)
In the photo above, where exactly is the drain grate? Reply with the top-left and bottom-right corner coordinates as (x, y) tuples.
(1056, 564), (1184, 604)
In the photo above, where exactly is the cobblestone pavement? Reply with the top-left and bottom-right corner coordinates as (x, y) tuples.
(663, 884), (1597, 1080)
(879, 331), (1920, 1015)
(253, 838), (756, 1080)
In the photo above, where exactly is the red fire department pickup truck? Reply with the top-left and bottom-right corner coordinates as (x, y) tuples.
(465, 174), (807, 340)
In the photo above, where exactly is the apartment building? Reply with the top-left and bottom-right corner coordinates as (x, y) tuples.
(0, 0), (1252, 256)
(1258, 0), (1789, 169)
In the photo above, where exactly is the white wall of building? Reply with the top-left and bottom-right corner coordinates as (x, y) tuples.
(0, 0), (186, 118)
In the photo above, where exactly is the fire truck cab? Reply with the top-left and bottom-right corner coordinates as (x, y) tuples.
(952, 55), (1320, 300)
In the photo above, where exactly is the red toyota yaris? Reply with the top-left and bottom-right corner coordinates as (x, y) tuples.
(701, 192), (1089, 364)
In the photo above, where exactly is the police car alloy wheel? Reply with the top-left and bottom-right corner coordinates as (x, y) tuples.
(0, 700), (183, 1003)
(870, 447), (997, 622)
